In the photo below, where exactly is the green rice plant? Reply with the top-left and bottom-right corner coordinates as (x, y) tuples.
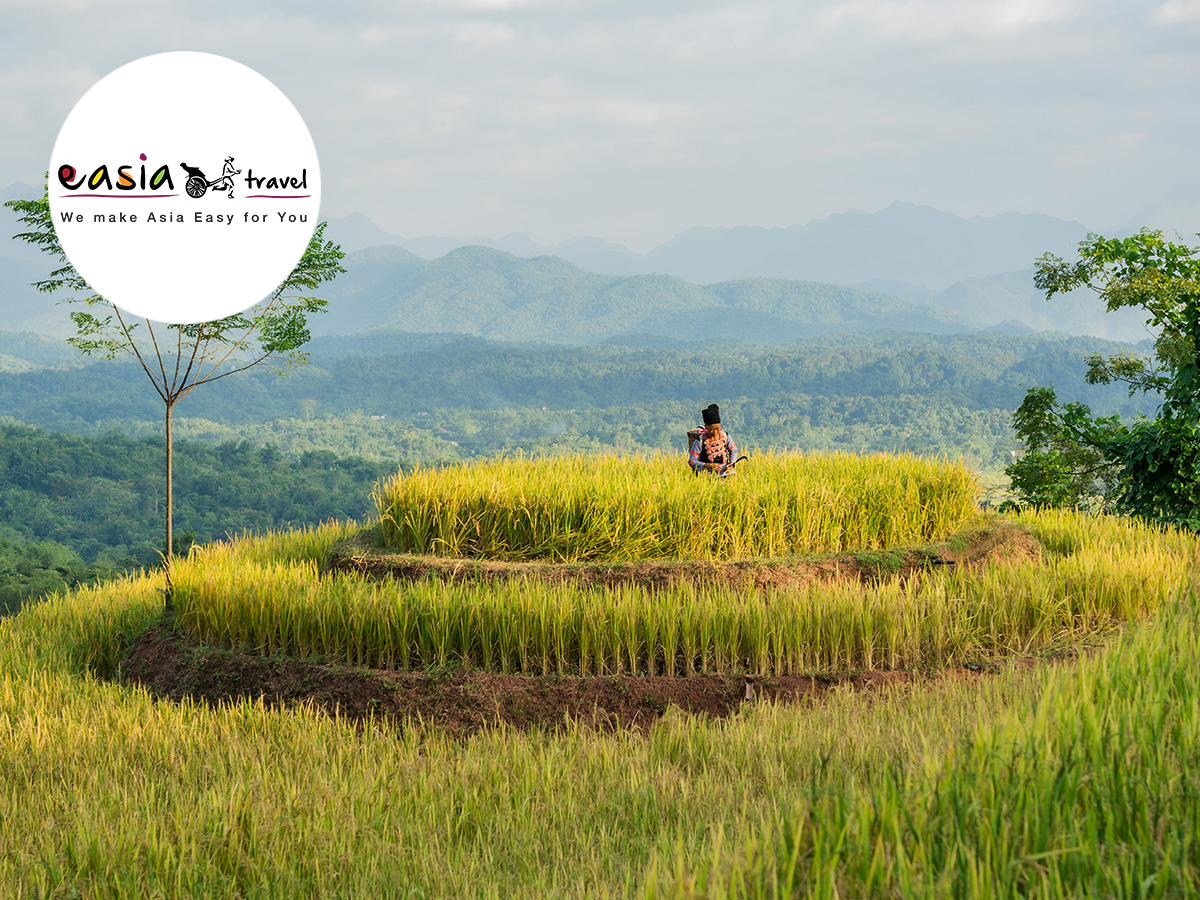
(373, 451), (980, 561)
(172, 510), (1198, 676)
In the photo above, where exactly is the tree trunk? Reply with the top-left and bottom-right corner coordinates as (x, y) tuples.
(165, 400), (174, 559)
(164, 398), (174, 607)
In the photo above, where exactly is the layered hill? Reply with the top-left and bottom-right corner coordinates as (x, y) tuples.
(0, 186), (1150, 342)
(311, 245), (975, 343)
(325, 202), (1090, 290)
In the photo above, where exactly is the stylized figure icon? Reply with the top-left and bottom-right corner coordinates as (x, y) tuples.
(180, 156), (242, 199)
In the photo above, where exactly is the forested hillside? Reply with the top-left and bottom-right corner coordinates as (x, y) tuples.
(302, 245), (977, 343)
(0, 421), (387, 569)
(0, 329), (1157, 466)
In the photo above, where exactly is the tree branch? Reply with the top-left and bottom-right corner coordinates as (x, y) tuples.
(111, 305), (168, 404)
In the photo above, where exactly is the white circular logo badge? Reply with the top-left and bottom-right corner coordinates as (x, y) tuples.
(49, 52), (321, 324)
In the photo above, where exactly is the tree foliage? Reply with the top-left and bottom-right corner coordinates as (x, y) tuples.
(1008, 230), (1200, 528)
(5, 185), (345, 563)
(0, 420), (387, 567)
(1005, 387), (1122, 512)
(7, 188), (345, 390)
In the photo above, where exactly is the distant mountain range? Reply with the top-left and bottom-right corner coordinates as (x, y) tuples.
(307, 244), (981, 344)
(326, 202), (1090, 290)
(315, 202), (1146, 342)
(312, 203), (1147, 343)
(305, 243), (1144, 344)
(0, 181), (1152, 342)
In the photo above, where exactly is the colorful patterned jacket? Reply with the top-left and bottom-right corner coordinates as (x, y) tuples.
(688, 427), (738, 474)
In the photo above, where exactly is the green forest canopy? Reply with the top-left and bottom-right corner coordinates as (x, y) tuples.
(0, 330), (1157, 463)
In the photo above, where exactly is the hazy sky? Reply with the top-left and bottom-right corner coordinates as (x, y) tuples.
(3, 0), (1199, 251)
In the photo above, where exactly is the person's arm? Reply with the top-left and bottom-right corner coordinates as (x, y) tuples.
(688, 437), (704, 472)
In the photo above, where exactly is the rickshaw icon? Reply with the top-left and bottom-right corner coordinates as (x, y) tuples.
(180, 157), (241, 199)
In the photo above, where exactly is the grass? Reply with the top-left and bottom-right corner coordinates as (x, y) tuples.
(656, 591), (1200, 898)
(171, 510), (1196, 676)
(374, 451), (980, 561)
(0, 535), (1197, 896)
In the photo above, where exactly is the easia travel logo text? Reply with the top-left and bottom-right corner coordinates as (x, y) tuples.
(48, 52), (322, 323)
(56, 154), (310, 202)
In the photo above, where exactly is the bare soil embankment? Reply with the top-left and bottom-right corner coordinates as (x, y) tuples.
(322, 518), (1040, 592)
(123, 623), (1034, 736)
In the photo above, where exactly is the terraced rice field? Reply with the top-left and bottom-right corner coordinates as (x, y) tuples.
(3, 452), (1198, 897)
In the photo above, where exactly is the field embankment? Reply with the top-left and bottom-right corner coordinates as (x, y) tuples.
(123, 613), (1033, 737)
(326, 515), (1036, 590)
(170, 508), (1190, 679)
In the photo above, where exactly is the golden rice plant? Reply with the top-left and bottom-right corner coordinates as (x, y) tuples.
(373, 451), (979, 561)
(0, 570), (1064, 899)
(656, 594), (1200, 899)
(172, 510), (1198, 676)
(0, 572), (163, 679)
(3, 509), (1200, 897)
(206, 519), (360, 567)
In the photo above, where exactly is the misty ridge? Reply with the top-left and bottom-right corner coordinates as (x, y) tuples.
(331, 201), (1081, 287)
(296, 201), (1150, 344)
(0, 183), (1151, 344)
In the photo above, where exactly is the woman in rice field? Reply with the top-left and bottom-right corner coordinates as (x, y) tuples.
(688, 404), (739, 475)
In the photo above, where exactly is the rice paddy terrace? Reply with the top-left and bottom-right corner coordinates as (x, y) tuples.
(131, 452), (1188, 727)
(5, 451), (1200, 896)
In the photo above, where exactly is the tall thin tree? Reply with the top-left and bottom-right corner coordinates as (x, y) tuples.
(6, 186), (346, 597)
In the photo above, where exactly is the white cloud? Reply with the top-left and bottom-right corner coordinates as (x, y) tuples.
(1153, 0), (1200, 24)
(588, 98), (689, 128)
(418, 0), (548, 9)
(489, 74), (689, 131)
(5, 0), (146, 10)
(455, 22), (516, 45)
(820, 0), (1079, 44)
(3, 0), (1199, 247)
